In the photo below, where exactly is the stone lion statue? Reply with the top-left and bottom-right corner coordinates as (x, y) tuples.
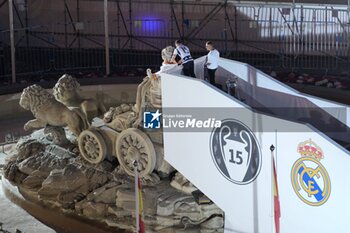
(19, 84), (89, 137)
(53, 74), (106, 122)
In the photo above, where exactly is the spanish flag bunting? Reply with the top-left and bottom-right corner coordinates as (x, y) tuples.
(273, 155), (281, 233)
(138, 176), (145, 233)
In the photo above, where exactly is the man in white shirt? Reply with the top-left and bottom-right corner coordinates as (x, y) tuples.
(205, 41), (220, 85)
(171, 40), (196, 78)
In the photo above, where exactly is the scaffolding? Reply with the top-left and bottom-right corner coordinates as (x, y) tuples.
(1, 0), (350, 83)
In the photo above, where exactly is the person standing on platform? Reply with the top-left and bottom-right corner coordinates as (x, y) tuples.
(205, 41), (220, 86)
(171, 40), (196, 78)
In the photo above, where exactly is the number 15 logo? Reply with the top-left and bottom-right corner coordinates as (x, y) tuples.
(229, 149), (243, 165)
(210, 119), (262, 185)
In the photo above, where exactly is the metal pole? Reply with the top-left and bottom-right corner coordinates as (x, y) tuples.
(133, 160), (140, 233)
(348, 1), (350, 61)
(234, 6), (238, 52)
(129, 0), (133, 49)
(170, 0), (174, 40)
(77, 0), (80, 48)
(224, 1), (228, 55)
(24, 0), (29, 47)
(181, 1), (184, 39)
(64, 0), (68, 68)
(117, 0), (121, 49)
(104, 0), (110, 76)
(9, 0), (16, 84)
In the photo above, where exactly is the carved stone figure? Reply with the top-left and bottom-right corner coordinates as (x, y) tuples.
(133, 68), (162, 128)
(159, 46), (177, 73)
(19, 84), (89, 137)
(44, 126), (70, 147)
(161, 46), (174, 63)
(77, 69), (171, 178)
(53, 74), (106, 122)
(103, 104), (136, 131)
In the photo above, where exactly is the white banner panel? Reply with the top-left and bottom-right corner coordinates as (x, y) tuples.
(161, 75), (273, 233)
(276, 132), (350, 233)
(161, 73), (350, 233)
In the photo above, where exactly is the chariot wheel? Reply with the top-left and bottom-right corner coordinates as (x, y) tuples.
(78, 128), (107, 164)
(116, 128), (156, 177)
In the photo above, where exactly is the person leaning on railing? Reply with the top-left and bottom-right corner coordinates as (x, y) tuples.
(171, 40), (196, 78)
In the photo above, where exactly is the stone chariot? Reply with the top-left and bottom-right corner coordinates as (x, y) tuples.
(77, 69), (169, 178)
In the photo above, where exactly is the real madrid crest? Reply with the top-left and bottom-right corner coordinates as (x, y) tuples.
(291, 139), (331, 206)
(210, 119), (262, 185)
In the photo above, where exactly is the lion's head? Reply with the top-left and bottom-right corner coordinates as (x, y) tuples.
(53, 74), (80, 102)
(19, 84), (54, 114)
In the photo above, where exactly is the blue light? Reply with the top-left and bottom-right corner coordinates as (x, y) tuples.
(145, 20), (162, 32)
(134, 18), (163, 33)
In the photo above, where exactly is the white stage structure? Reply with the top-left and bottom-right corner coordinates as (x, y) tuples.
(161, 58), (350, 233)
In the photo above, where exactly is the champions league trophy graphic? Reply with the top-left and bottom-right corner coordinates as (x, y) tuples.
(211, 119), (261, 185)
(219, 125), (252, 183)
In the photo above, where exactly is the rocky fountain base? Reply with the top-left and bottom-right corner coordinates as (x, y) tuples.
(2, 129), (224, 233)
